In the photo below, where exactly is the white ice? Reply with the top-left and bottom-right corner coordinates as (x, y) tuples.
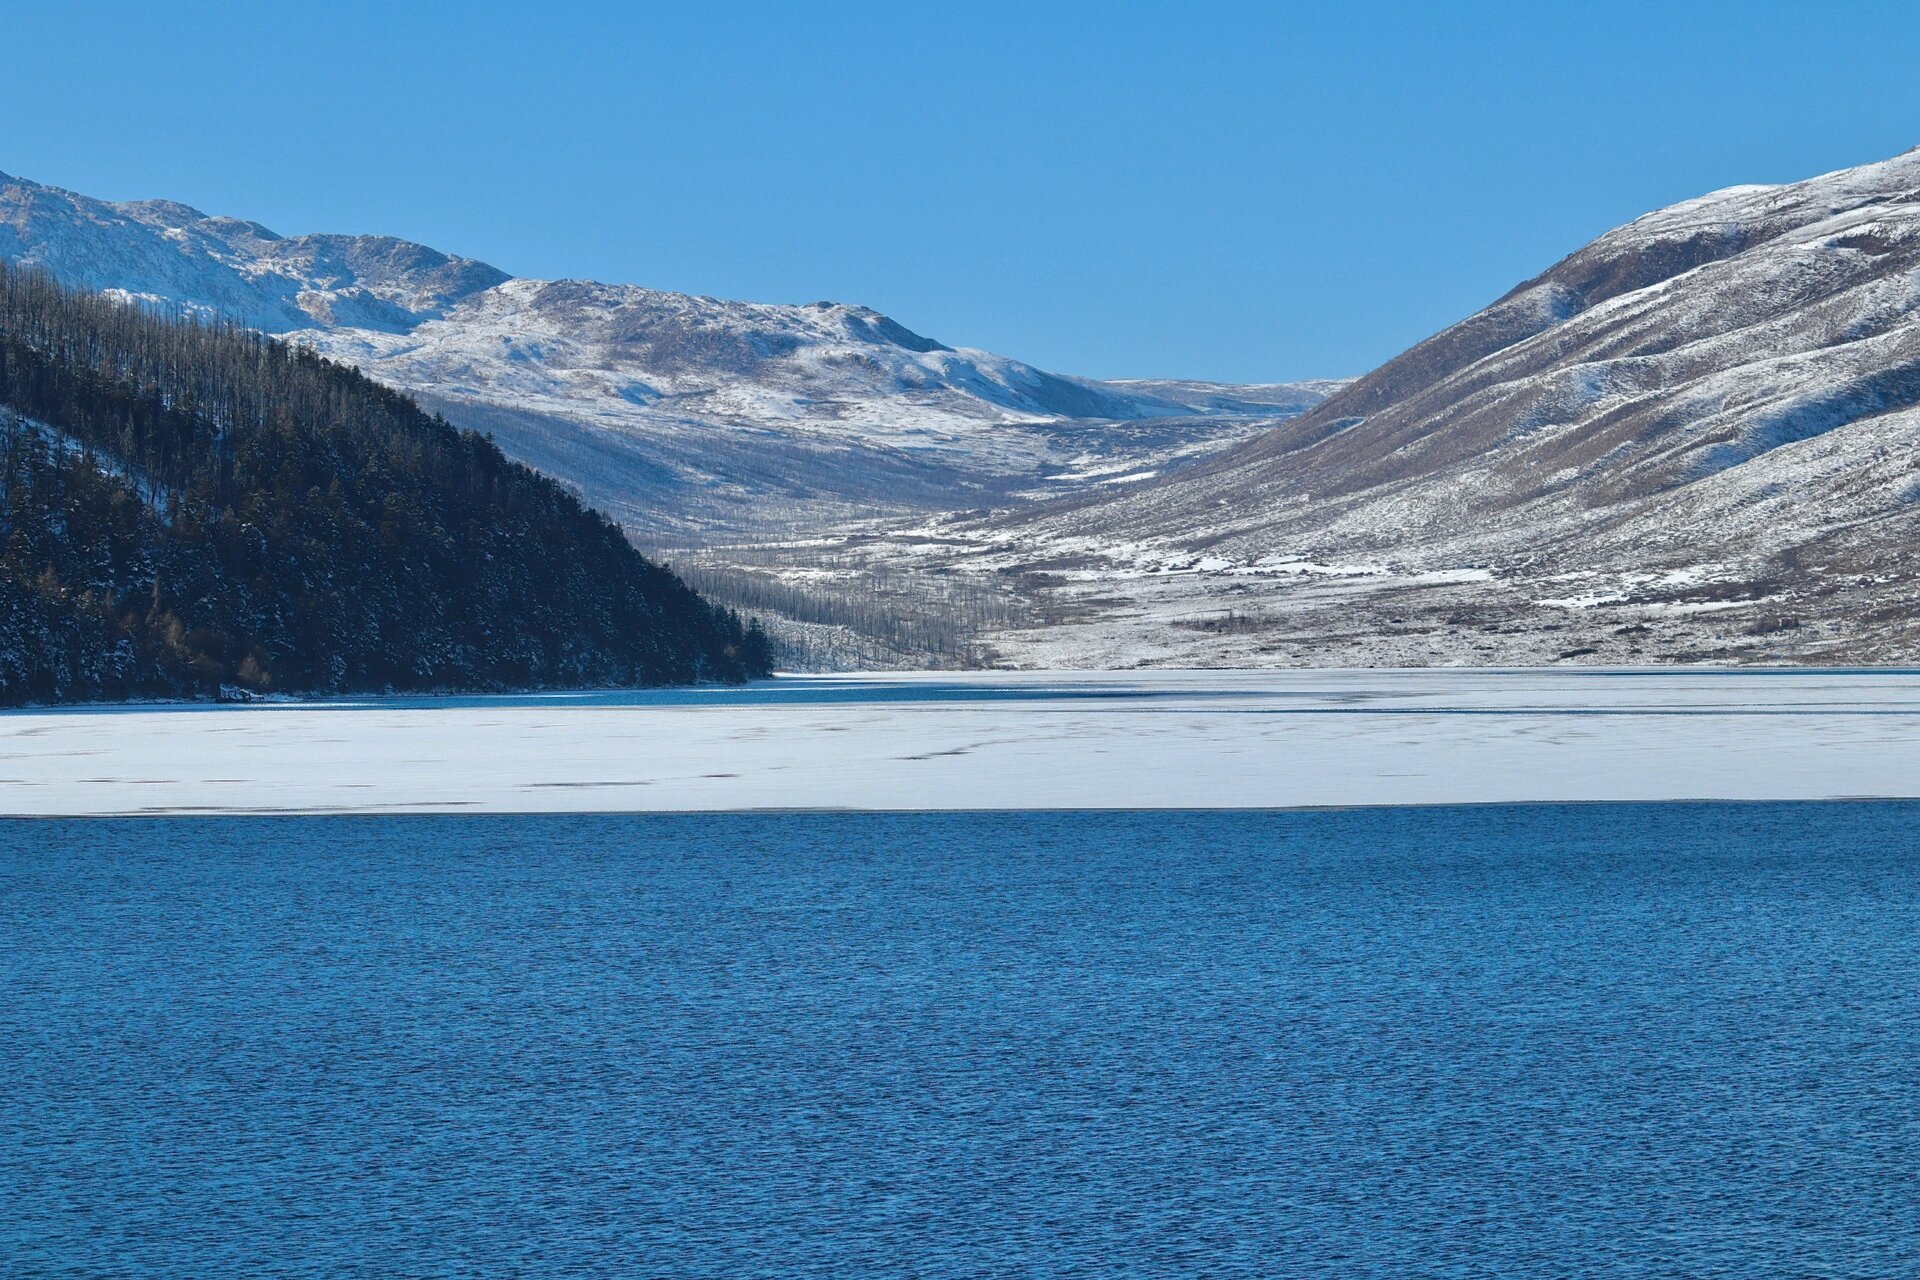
(4, 669), (1920, 816)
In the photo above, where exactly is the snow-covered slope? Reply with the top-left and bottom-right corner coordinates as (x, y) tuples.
(0, 170), (506, 332)
(811, 147), (1920, 667)
(289, 278), (1322, 534)
(0, 169), (1333, 538)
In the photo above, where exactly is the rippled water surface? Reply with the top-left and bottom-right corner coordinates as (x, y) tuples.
(4, 805), (1918, 1276)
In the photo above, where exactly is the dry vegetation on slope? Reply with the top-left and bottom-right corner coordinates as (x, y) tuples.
(737, 148), (1920, 668)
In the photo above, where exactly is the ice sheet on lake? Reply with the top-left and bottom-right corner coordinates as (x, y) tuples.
(5, 669), (1920, 816)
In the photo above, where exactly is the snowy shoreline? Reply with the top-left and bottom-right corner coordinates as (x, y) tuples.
(6, 669), (1920, 817)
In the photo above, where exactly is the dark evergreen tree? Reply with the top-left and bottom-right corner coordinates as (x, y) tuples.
(0, 262), (773, 704)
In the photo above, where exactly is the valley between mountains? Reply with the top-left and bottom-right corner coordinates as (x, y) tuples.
(718, 146), (1920, 669)
(8, 148), (1920, 672)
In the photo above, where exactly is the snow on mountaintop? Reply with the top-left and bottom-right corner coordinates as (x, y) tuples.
(0, 170), (507, 333)
(299, 276), (1186, 432)
(282, 277), (1334, 536)
(0, 168), (1336, 539)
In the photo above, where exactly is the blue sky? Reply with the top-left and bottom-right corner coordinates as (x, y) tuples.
(6, 1), (1919, 382)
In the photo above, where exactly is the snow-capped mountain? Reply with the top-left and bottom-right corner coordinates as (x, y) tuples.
(289, 277), (1325, 536)
(0, 169), (1332, 538)
(0, 171), (506, 332)
(831, 147), (1920, 667)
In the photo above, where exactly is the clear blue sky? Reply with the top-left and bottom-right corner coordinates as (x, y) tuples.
(6, 1), (1918, 382)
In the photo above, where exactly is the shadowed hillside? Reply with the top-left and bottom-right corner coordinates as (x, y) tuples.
(0, 263), (770, 703)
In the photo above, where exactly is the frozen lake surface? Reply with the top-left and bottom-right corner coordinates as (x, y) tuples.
(5, 806), (1918, 1275)
(6, 669), (1920, 814)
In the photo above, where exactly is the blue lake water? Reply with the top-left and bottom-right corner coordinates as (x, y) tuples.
(4, 804), (1918, 1276)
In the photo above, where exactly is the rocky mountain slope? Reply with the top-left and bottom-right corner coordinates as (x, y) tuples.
(0, 170), (1331, 540)
(820, 147), (1920, 667)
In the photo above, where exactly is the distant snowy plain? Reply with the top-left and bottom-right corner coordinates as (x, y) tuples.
(6, 670), (1920, 815)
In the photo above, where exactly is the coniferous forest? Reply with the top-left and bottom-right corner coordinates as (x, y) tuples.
(0, 263), (771, 704)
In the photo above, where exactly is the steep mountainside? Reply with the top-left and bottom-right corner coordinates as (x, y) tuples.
(0, 263), (768, 704)
(832, 147), (1920, 667)
(0, 170), (1334, 539)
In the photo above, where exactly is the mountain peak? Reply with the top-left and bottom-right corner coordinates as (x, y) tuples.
(0, 165), (1336, 538)
(0, 167), (509, 333)
(115, 197), (214, 228)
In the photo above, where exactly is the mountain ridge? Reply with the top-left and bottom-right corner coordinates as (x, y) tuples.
(0, 169), (1335, 538)
(0, 169), (509, 333)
